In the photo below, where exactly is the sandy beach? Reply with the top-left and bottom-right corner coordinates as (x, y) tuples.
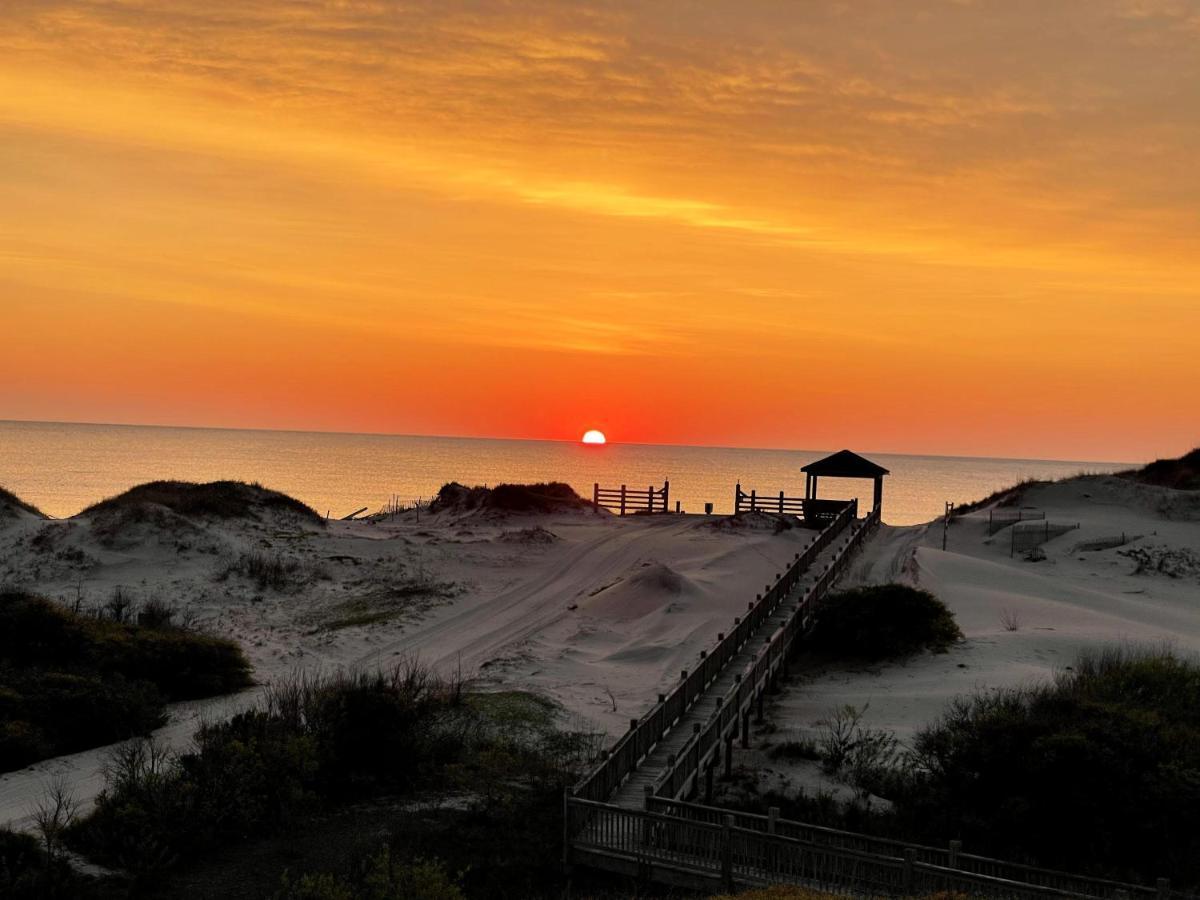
(3, 469), (1197, 838)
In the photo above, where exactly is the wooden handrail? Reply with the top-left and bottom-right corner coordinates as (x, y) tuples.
(571, 501), (862, 802)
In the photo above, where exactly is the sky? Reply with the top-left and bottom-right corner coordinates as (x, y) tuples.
(1, 1), (1198, 463)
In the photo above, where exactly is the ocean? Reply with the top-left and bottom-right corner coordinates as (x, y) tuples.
(0, 420), (1129, 525)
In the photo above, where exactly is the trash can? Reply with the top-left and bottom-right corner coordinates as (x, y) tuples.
(704, 502), (713, 515)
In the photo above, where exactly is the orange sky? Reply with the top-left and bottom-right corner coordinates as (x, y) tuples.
(1, 1), (1198, 462)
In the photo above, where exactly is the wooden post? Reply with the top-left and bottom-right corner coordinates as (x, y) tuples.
(779, 491), (785, 514)
(620, 484), (626, 517)
(593, 483), (599, 514)
(663, 479), (670, 512)
(1157, 879), (1171, 900)
(648, 485), (653, 514)
(750, 488), (757, 512)
(644, 785), (653, 810)
(721, 815), (734, 890)
(948, 839), (961, 868)
(561, 788), (572, 874)
(903, 848), (916, 892)
(734, 483), (741, 514)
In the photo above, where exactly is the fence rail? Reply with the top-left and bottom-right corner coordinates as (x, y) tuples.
(1011, 520), (1080, 556)
(732, 484), (847, 524)
(645, 508), (879, 805)
(988, 507), (1046, 535)
(593, 480), (670, 516)
(568, 798), (1192, 899)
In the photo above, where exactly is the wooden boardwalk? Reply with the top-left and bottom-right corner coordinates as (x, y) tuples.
(563, 504), (1196, 900)
(608, 531), (849, 809)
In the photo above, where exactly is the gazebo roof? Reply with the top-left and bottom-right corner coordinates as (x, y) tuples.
(801, 449), (889, 478)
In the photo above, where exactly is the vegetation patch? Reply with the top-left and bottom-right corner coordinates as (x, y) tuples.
(0, 485), (45, 520)
(430, 482), (588, 515)
(901, 644), (1200, 883)
(1121, 448), (1200, 491)
(810, 584), (962, 660)
(0, 589), (252, 772)
(80, 481), (323, 526)
(951, 479), (1046, 515)
(0, 826), (113, 900)
(67, 667), (595, 890)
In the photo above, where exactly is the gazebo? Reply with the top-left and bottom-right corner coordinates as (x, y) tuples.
(802, 449), (890, 514)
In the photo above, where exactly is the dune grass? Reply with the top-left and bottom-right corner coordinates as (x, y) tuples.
(0, 588), (252, 772)
(0, 485), (44, 519)
(430, 482), (588, 514)
(1121, 447), (1200, 490)
(79, 480), (323, 525)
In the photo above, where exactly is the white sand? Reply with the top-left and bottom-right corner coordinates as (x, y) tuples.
(2, 474), (1197, 830)
(0, 501), (811, 828)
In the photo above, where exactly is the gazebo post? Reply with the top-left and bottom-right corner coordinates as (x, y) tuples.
(874, 475), (883, 512)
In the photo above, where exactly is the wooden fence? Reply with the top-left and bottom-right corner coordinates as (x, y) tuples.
(640, 798), (1187, 900)
(733, 484), (847, 524)
(988, 507), (1046, 535)
(594, 481), (670, 516)
(568, 500), (862, 807)
(1011, 519), (1080, 557)
(567, 796), (1191, 899)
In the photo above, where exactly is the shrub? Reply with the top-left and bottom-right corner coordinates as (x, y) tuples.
(810, 584), (962, 660)
(904, 645), (1200, 883)
(430, 482), (588, 514)
(1122, 448), (1200, 491)
(0, 826), (107, 899)
(68, 666), (590, 877)
(274, 847), (463, 900)
(0, 589), (251, 771)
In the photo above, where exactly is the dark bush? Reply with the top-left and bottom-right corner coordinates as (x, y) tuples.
(0, 590), (252, 771)
(0, 827), (111, 899)
(1122, 448), (1200, 491)
(810, 584), (962, 660)
(430, 482), (587, 514)
(904, 645), (1200, 883)
(69, 668), (594, 882)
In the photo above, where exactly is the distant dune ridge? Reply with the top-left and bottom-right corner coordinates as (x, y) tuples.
(79, 479), (325, 526)
(0, 485), (45, 522)
(1122, 447), (1200, 491)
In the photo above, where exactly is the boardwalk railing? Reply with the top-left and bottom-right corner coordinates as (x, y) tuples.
(567, 798), (1192, 899)
(642, 798), (1187, 900)
(594, 481), (670, 516)
(733, 484), (846, 524)
(644, 508), (880, 805)
(570, 501), (861, 805)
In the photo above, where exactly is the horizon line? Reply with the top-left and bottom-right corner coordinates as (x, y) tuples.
(0, 417), (1139, 467)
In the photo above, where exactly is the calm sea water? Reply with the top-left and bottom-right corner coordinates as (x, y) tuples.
(0, 421), (1129, 525)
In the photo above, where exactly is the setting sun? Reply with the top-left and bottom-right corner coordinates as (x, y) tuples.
(581, 430), (607, 445)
